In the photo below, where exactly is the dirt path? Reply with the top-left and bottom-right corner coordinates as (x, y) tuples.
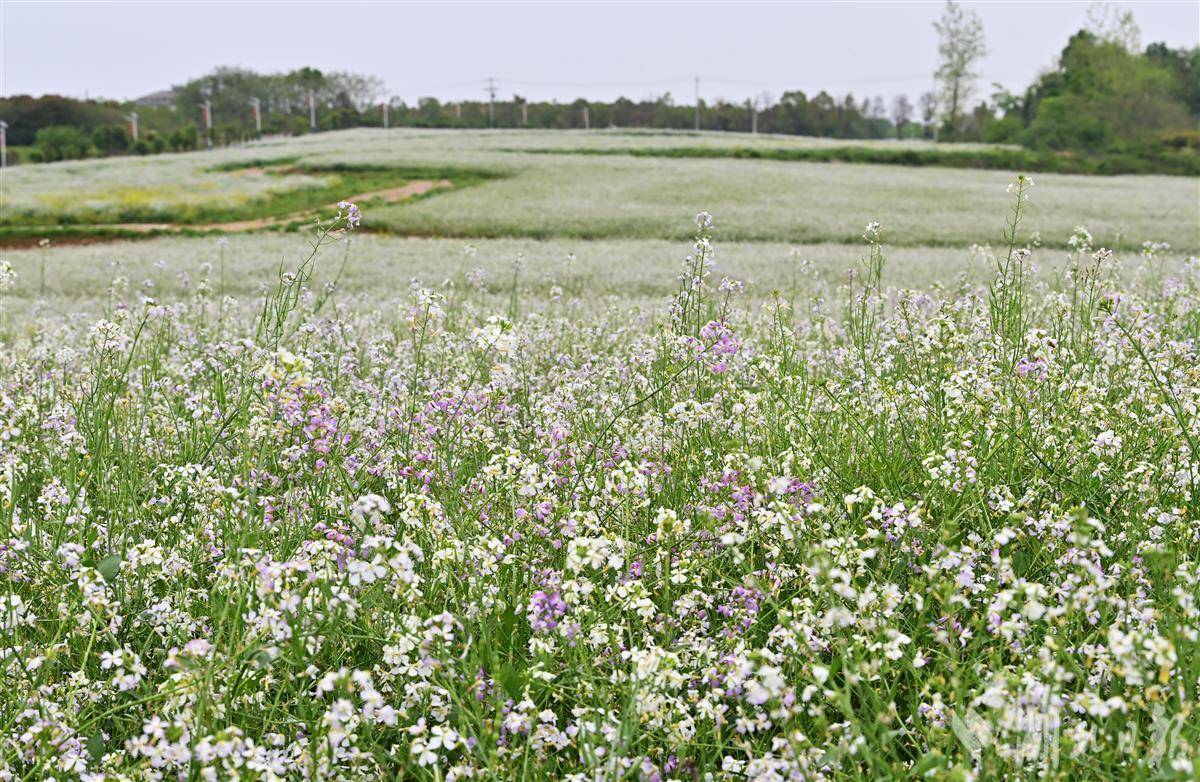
(22, 179), (453, 237)
(342, 179), (452, 205)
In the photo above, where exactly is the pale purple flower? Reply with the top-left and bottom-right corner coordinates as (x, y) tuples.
(337, 201), (362, 229)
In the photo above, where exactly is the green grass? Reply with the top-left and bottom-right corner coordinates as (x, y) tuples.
(0, 224), (177, 248)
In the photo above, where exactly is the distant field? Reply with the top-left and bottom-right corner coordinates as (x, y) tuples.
(3, 128), (1197, 252)
(1, 231), (1189, 323)
(0, 235), (959, 319)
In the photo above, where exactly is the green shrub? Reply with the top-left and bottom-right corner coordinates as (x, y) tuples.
(90, 124), (132, 155)
(167, 125), (198, 152)
(33, 125), (92, 162)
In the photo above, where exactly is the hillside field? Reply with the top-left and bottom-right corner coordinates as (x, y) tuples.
(1, 131), (1199, 780)
(2, 128), (1198, 251)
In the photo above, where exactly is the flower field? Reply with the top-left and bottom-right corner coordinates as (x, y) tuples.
(1, 179), (1198, 780)
(3, 129), (1198, 252)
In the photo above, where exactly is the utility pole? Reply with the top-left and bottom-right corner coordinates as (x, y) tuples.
(486, 76), (497, 128)
(749, 99), (757, 134)
(249, 97), (262, 133)
(582, 104), (590, 130)
(126, 111), (139, 142)
(521, 101), (527, 125)
(202, 100), (213, 149)
(381, 101), (389, 129)
(0, 121), (7, 168)
(694, 76), (700, 131)
(308, 90), (317, 131)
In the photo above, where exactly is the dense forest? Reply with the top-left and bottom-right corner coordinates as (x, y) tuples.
(2, 16), (1196, 173)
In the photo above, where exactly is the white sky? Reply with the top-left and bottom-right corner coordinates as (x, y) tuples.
(2, 1), (1198, 106)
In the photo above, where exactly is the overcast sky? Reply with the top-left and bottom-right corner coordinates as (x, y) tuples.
(2, 2), (1198, 106)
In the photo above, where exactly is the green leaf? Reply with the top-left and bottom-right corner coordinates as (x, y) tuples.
(498, 663), (524, 699)
(97, 554), (122, 583)
(86, 731), (105, 761)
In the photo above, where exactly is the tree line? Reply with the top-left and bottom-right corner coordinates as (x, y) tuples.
(1, 2), (1195, 172)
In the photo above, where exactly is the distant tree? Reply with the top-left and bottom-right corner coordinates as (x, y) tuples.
(0, 95), (124, 145)
(778, 91), (811, 135)
(291, 67), (326, 91)
(91, 123), (131, 154)
(838, 93), (863, 137)
(34, 125), (92, 161)
(982, 87), (1027, 142)
(918, 91), (939, 138)
(323, 71), (385, 111)
(167, 125), (198, 152)
(168, 65), (386, 138)
(416, 97), (445, 126)
(1085, 2), (1141, 53)
(1145, 42), (1200, 114)
(963, 101), (998, 140)
(933, 0), (987, 140)
(322, 107), (361, 130)
(1019, 30), (1193, 150)
(609, 96), (634, 127)
(15, 64), (1097, 155)
(890, 95), (914, 138)
(653, 94), (678, 128)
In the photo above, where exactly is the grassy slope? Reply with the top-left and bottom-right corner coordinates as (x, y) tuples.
(365, 152), (1200, 250)
(3, 128), (1198, 251)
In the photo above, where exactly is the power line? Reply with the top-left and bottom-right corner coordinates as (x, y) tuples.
(705, 74), (931, 88)
(390, 79), (489, 93)
(502, 77), (692, 89)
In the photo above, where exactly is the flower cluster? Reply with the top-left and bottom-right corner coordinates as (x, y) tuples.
(0, 201), (1197, 780)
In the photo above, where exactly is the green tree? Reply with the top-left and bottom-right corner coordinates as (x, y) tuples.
(91, 123), (131, 154)
(1084, 2), (1141, 52)
(1021, 31), (1193, 150)
(34, 125), (92, 161)
(890, 95), (913, 139)
(0, 95), (124, 145)
(1145, 42), (1200, 115)
(933, 0), (987, 140)
(167, 125), (198, 152)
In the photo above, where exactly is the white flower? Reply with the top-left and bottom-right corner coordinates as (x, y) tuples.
(0, 260), (17, 293)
